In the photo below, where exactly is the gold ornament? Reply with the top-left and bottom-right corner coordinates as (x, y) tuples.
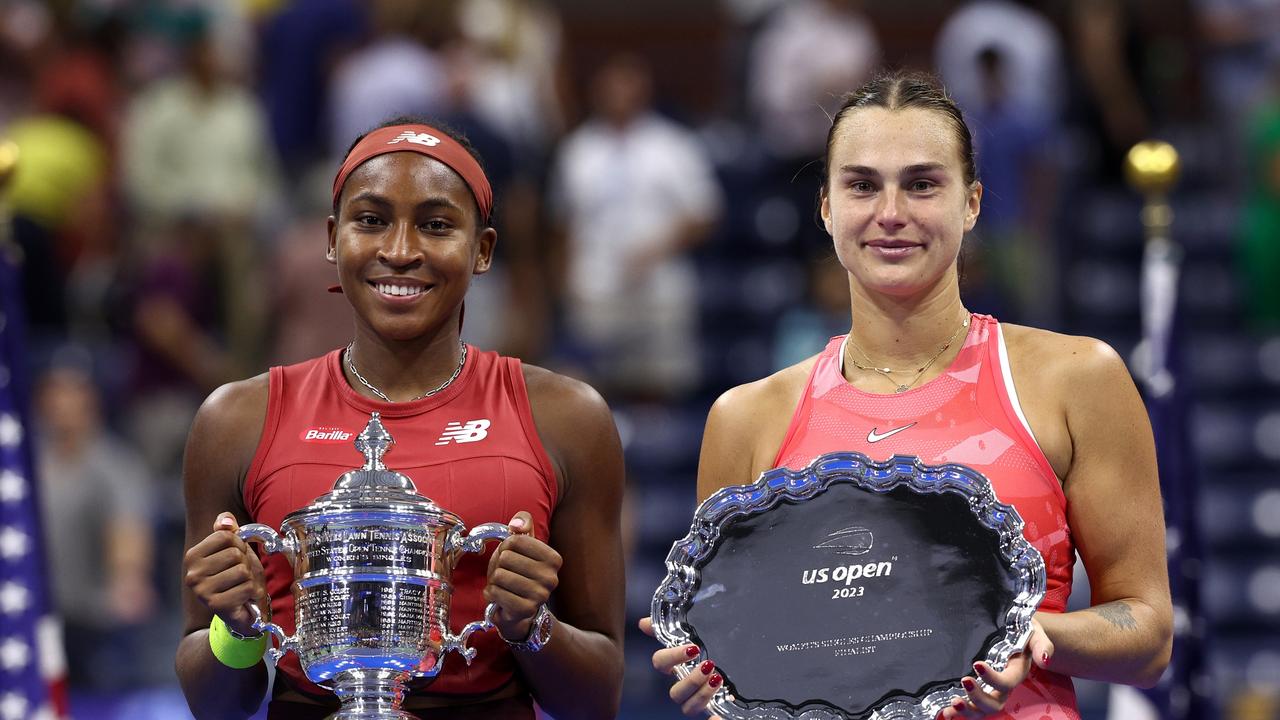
(1124, 140), (1180, 197)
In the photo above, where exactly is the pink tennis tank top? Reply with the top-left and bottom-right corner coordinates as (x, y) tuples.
(244, 346), (557, 701)
(773, 314), (1080, 718)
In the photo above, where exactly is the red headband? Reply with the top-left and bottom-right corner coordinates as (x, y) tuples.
(331, 124), (493, 221)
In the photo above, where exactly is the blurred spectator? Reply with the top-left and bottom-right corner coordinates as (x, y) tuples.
(771, 253), (848, 371)
(746, 0), (879, 255)
(121, 20), (278, 224)
(550, 55), (722, 399)
(116, 0), (256, 97)
(935, 0), (1066, 123)
(747, 0), (879, 162)
(437, 43), (549, 358)
(1240, 67), (1280, 331)
(0, 0), (51, 129)
(259, 0), (368, 181)
(33, 11), (126, 163)
(325, 0), (451, 158)
(454, 0), (568, 158)
(1067, 0), (1153, 179)
(125, 216), (239, 484)
(935, 2), (1065, 324)
(34, 357), (155, 692)
(268, 169), (354, 366)
(3, 114), (107, 344)
(28, 11), (133, 358)
(720, 0), (789, 26)
(121, 17), (278, 373)
(1196, 0), (1280, 127)
(964, 46), (1060, 325)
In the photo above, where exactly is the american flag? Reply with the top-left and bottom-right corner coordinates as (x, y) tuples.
(0, 242), (68, 719)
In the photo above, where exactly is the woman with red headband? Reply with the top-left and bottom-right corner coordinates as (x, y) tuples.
(176, 117), (625, 719)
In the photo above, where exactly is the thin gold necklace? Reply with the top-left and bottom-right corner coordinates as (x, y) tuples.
(344, 341), (467, 402)
(846, 314), (970, 393)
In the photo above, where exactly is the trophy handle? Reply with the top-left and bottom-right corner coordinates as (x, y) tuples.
(237, 523), (294, 559)
(443, 602), (503, 666)
(442, 522), (512, 664)
(236, 524), (299, 665)
(450, 522), (511, 554)
(246, 602), (299, 665)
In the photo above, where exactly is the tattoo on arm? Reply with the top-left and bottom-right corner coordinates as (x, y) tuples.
(1089, 601), (1138, 630)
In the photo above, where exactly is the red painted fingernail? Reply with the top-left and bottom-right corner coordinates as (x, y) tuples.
(952, 699), (966, 709)
(962, 678), (975, 691)
(685, 645), (700, 659)
(1041, 651), (1050, 666)
(973, 663), (988, 676)
(700, 660), (714, 675)
(708, 673), (723, 688)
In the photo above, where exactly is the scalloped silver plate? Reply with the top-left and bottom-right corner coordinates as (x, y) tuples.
(652, 451), (1046, 720)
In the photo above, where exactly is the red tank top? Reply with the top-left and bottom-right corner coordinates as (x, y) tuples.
(244, 346), (557, 701)
(774, 314), (1080, 719)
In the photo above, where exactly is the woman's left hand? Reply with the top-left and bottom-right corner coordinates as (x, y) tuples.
(485, 511), (563, 640)
(938, 617), (1054, 719)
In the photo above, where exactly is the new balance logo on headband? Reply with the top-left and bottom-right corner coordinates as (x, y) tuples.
(436, 419), (491, 445)
(387, 131), (441, 147)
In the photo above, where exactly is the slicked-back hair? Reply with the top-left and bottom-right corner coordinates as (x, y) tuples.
(822, 70), (977, 193)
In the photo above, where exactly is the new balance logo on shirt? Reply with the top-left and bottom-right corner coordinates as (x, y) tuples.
(387, 131), (441, 147)
(436, 419), (491, 445)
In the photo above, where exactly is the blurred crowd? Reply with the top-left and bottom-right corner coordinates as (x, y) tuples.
(2, 0), (1279, 717)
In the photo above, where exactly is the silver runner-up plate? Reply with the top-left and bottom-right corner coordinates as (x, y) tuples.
(652, 451), (1046, 720)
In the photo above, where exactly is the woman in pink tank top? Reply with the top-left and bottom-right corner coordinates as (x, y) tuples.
(176, 117), (626, 719)
(645, 71), (1172, 719)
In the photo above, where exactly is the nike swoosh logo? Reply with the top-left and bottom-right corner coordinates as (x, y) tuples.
(867, 422), (917, 443)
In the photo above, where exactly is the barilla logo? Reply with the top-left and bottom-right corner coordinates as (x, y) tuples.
(300, 427), (354, 443)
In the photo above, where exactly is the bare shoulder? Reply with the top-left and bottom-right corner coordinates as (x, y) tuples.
(185, 373), (270, 494)
(1002, 323), (1133, 393)
(521, 363), (611, 420)
(193, 373), (271, 441)
(709, 356), (816, 433)
(182, 373), (270, 533)
(520, 363), (622, 499)
(697, 356), (817, 499)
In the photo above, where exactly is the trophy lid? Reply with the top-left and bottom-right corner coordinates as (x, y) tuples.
(283, 413), (462, 525)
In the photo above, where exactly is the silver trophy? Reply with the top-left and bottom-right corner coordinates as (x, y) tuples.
(237, 412), (510, 719)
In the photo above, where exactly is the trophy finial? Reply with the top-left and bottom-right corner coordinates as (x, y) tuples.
(1124, 140), (1180, 197)
(354, 412), (394, 471)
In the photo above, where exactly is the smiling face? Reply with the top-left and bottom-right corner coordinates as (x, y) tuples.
(820, 106), (981, 301)
(327, 152), (495, 342)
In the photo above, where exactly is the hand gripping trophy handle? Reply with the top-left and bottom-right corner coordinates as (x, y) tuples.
(236, 523), (299, 665)
(443, 522), (512, 664)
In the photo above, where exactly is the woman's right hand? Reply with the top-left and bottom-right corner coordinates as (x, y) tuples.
(639, 616), (726, 717)
(182, 512), (268, 637)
